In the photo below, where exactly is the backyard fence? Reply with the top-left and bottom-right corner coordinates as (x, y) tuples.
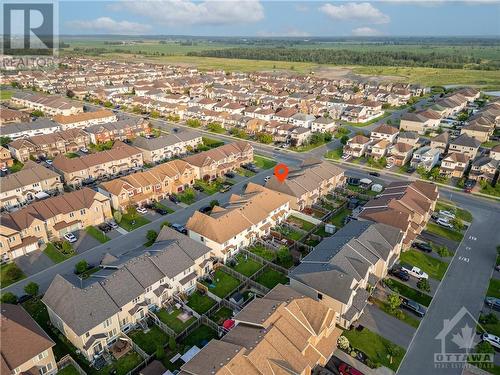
(147, 311), (176, 337)
(240, 248), (289, 275)
(220, 264), (270, 295)
(119, 332), (149, 360)
(57, 355), (87, 375)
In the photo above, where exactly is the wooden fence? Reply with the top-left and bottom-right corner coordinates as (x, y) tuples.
(57, 355), (87, 375)
(147, 311), (176, 337)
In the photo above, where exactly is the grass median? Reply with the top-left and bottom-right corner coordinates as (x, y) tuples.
(426, 223), (464, 242)
(400, 249), (449, 280)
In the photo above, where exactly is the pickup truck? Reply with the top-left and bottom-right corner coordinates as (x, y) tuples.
(400, 264), (429, 280)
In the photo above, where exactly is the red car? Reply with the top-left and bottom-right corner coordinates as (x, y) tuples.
(338, 363), (364, 375)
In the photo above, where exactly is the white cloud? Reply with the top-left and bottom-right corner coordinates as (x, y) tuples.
(67, 17), (151, 34)
(320, 2), (390, 24)
(352, 26), (384, 36)
(257, 28), (311, 37)
(114, 0), (264, 26)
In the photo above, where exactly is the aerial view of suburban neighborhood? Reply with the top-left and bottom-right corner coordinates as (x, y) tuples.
(0, 1), (499, 375)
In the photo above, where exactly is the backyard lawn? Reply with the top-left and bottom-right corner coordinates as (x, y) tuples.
(329, 208), (352, 228)
(399, 249), (448, 280)
(0, 262), (26, 287)
(253, 155), (276, 170)
(426, 223), (463, 242)
(156, 308), (196, 333)
(255, 268), (288, 289)
(487, 279), (500, 299)
(287, 216), (316, 231)
(187, 291), (216, 314)
(43, 243), (74, 263)
(181, 325), (217, 348)
(202, 270), (241, 298)
(276, 225), (303, 241)
(210, 306), (233, 325)
(342, 327), (405, 372)
(118, 213), (151, 231)
(248, 245), (275, 261)
(8, 160), (24, 173)
(86, 226), (110, 243)
(128, 326), (169, 355)
(230, 253), (263, 277)
(324, 147), (343, 160)
(384, 278), (432, 307)
(57, 365), (80, 375)
(98, 351), (143, 375)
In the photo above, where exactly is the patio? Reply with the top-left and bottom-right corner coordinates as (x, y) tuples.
(155, 307), (196, 334)
(201, 269), (241, 298)
(109, 338), (132, 359)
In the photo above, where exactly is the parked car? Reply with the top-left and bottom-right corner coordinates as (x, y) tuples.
(63, 232), (77, 243)
(193, 185), (204, 192)
(482, 333), (500, 350)
(439, 210), (456, 220)
(172, 128), (179, 133)
(45, 159), (53, 165)
(436, 218), (454, 229)
(219, 184), (231, 193)
(389, 267), (410, 281)
(224, 172), (235, 178)
(171, 223), (187, 235)
(338, 363), (364, 375)
(464, 179), (476, 193)
(485, 297), (500, 311)
(154, 208), (168, 215)
(98, 223), (112, 232)
(137, 207), (148, 214)
(169, 195), (180, 203)
(401, 264), (429, 280)
(385, 163), (393, 169)
(341, 154), (350, 160)
(17, 294), (32, 304)
(108, 221), (118, 229)
(199, 206), (212, 214)
(406, 167), (416, 174)
(369, 172), (380, 177)
(413, 242), (433, 253)
(80, 147), (89, 153)
(264, 176), (271, 182)
(400, 297), (426, 317)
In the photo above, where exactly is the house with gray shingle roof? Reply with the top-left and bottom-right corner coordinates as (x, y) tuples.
(133, 131), (202, 163)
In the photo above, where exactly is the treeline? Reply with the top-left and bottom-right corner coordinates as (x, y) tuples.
(187, 48), (499, 70)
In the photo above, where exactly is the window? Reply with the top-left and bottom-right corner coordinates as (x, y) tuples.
(145, 286), (152, 293)
(85, 332), (90, 338)
(103, 318), (112, 328)
(80, 209), (86, 215)
(200, 236), (204, 242)
(13, 368), (20, 375)
(317, 293), (323, 300)
(39, 363), (52, 375)
(37, 351), (48, 361)
(69, 212), (75, 218)
(8, 237), (16, 243)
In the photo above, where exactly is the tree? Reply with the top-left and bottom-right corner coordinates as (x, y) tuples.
(156, 345), (165, 360)
(385, 342), (401, 365)
(387, 293), (402, 313)
(161, 221), (171, 228)
(104, 101), (113, 108)
(1, 292), (18, 304)
(207, 122), (224, 133)
(417, 278), (431, 293)
(31, 110), (44, 117)
(451, 217), (464, 231)
(340, 135), (349, 145)
(150, 110), (160, 119)
(169, 336), (177, 351)
(0, 136), (12, 146)
(324, 132), (333, 142)
(61, 240), (73, 255)
(337, 336), (350, 351)
(186, 119), (201, 128)
(113, 210), (122, 224)
(75, 260), (88, 274)
(209, 200), (219, 208)
(126, 205), (138, 221)
(256, 132), (273, 144)
(146, 230), (158, 243)
(24, 282), (39, 297)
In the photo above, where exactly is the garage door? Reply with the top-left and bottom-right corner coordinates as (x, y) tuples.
(11, 249), (24, 259)
(25, 242), (38, 254)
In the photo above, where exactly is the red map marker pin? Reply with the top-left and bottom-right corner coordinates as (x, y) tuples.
(274, 163), (289, 183)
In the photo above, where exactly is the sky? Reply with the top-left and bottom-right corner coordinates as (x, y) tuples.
(58, 1), (500, 37)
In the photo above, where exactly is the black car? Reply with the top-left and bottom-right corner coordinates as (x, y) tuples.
(172, 128), (179, 133)
(401, 297), (426, 317)
(171, 223), (187, 234)
(193, 185), (204, 192)
(225, 172), (235, 178)
(413, 242), (433, 253)
(17, 294), (32, 304)
(406, 167), (416, 174)
(169, 195), (180, 203)
(485, 297), (500, 311)
(369, 172), (380, 177)
(199, 206), (212, 214)
(154, 208), (168, 215)
(98, 223), (112, 232)
(389, 267), (410, 281)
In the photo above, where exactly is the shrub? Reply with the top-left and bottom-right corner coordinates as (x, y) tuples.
(168, 336), (177, 351)
(61, 241), (73, 255)
(1, 292), (18, 304)
(209, 200), (219, 208)
(113, 210), (122, 224)
(387, 293), (402, 312)
(75, 260), (88, 274)
(146, 230), (158, 243)
(417, 278), (431, 293)
(156, 345), (165, 360)
(24, 282), (39, 297)
(161, 221), (171, 228)
(337, 336), (350, 350)
(436, 245), (452, 258)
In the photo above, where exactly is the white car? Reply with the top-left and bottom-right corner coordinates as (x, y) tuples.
(80, 147), (89, 153)
(439, 210), (456, 220)
(264, 176), (271, 182)
(45, 159), (53, 165)
(341, 154), (350, 160)
(385, 163), (394, 169)
(137, 207), (148, 214)
(436, 218), (454, 228)
(482, 333), (500, 350)
(63, 232), (77, 243)
(108, 221), (118, 229)
(401, 265), (429, 280)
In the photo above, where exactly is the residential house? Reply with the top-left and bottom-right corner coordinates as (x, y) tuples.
(289, 126), (312, 146)
(430, 132), (450, 153)
(11, 93), (83, 116)
(7, 129), (90, 162)
(186, 183), (290, 261)
(397, 131), (420, 147)
(265, 159), (344, 210)
(369, 139), (391, 160)
(99, 160), (196, 210)
(289, 220), (404, 328)
(0, 145), (14, 169)
(0, 106), (30, 124)
(440, 153), (470, 178)
(133, 131), (202, 164)
(181, 284), (342, 375)
(85, 119), (151, 144)
(344, 135), (371, 158)
(1, 304), (57, 375)
(53, 141), (144, 187)
(400, 109), (441, 134)
(183, 141), (253, 180)
(469, 157), (499, 183)
(0, 161), (63, 209)
(491, 145), (500, 161)
(1, 119), (60, 140)
(311, 117), (336, 133)
(290, 113), (315, 128)
(388, 142), (414, 167)
(449, 134), (481, 159)
(460, 123), (492, 143)
(42, 227), (216, 361)
(359, 181), (438, 248)
(411, 146), (441, 171)
(0, 188), (111, 261)
(370, 124), (399, 143)
(272, 108), (297, 123)
(53, 110), (117, 130)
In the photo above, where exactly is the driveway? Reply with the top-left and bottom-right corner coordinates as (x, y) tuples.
(357, 303), (416, 349)
(388, 274), (440, 297)
(419, 231), (459, 252)
(73, 232), (101, 254)
(15, 250), (54, 275)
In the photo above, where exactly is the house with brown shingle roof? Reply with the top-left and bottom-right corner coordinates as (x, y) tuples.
(344, 134), (370, 158)
(0, 188), (111, 261)
(440, 152), (471, 178)
(53, 109), (116, 130)
(1, 304), (57, 375)
(400, 109), (441, 134)
(388, 142), (414, 167)
(186, 183), (290, 260)
(11, 92), (83, 116)
(180, 285), (342, 375)
(449, 134), (481, 159)
(370, 124), (399, 143)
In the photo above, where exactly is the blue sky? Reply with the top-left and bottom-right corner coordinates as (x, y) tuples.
(59, 1), (500, 37)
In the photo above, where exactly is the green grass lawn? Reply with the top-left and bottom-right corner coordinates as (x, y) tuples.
(487, 279), (500, 299)
(248, 245), (275, 261)
(194, 179), (224, 195)
(0, 262), (26, 287)
(342, 327), (405, 372)
(329, 208), (352, 228)
(57, 365), (80, 375)
(181, 324), (217, 348)
(277, 225), (303, 241)
(341, 112), (390, 127)
(202, 137), (224, 149)
(435, 201), (473, 222)
(65, 152), (80, 158)
(118, 213), (151, 231)
(482, 140), (500, 149)
(287, 216), (316, 231)
(255, 268), (289, 289)
(210, 306), (233, 325)
(253, 155), (276, 170)
(85, 226), (110, 243)
(478, 315), (500, 337)
(156, 308), (196, 333)
(236, 167), (255, 177)
(176, 187), (197, 204)
(325, 147), (343, 160)
(43, 243), (74, 263)
(384, 278), (432, 307)
(8, 160), (24, 173)
(230, 253), (263, 277)
(1, 90), (13, 100)
(186, 291), (216, 314)
(371, 298), (420, 329)
(426, 223), (464, 242)
(99, 351), (143, 375)
(153, 202), (174, 213)
(291, 140), (327, 152)
(128, 326), (169, 355)
(202, 270), (241, 298)
(314, 225), (334, 238)
(400, 249), (449, 280)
